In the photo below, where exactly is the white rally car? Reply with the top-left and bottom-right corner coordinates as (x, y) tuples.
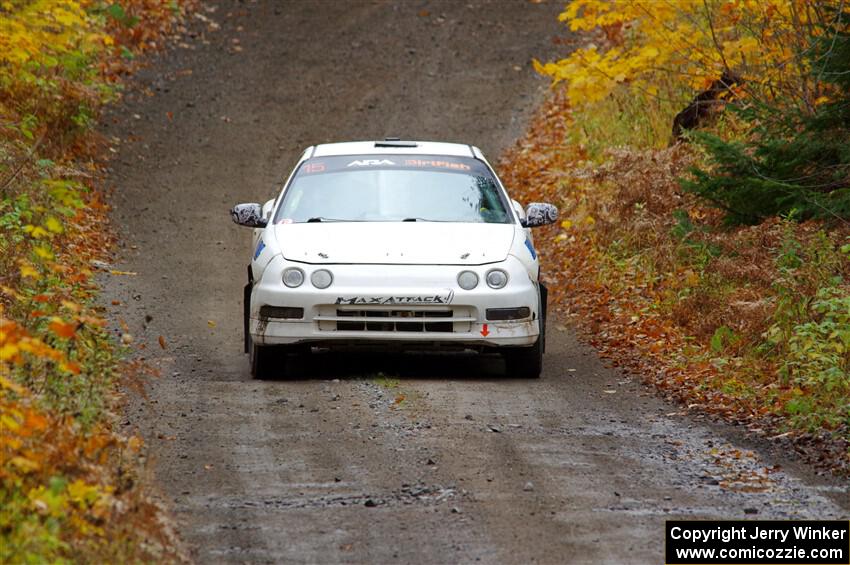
(231, 140), (557, 379)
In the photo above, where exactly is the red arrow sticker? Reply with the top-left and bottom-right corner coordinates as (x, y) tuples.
(480, 324), (490, 337)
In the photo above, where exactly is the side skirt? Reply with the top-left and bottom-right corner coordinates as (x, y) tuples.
(244, 265), (253, 354)
(539, 282), (548, 353)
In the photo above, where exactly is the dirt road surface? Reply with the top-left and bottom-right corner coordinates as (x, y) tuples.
(101, 1), (849, 563)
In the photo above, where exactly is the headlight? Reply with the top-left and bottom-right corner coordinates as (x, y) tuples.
(485, 269), (508, 289)
(282, 267), (305, 288)
(310, 269), (333, 289)
(457, 270), (479, 290)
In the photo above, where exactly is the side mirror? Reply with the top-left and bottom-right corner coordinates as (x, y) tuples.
(231, 203), (267, 228)
(522, 202), (558, 228)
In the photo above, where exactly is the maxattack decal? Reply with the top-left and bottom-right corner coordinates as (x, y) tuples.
(334, 292), (454, 305)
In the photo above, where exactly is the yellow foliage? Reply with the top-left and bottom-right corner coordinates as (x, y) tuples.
(0, 375), (26, 394)
(23, 224), (49, 239)
(0, 0), (105, 70)
(32, 245), (53, 260)
(1, 317), (75, 369)
(1, 1), (193, 562)
(44, 216), (63, 234)
(537, 0), (838, 110)
(67, 479), (107, 509)
(10, 455), (40, 473)
(18, 262), (40, 280)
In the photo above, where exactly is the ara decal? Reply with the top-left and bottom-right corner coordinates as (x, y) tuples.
(254, 238), (266, 260)
(524, 237), (537, 260)
(346, 159), (396, 167)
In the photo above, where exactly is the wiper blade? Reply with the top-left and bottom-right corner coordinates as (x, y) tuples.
(306, 217), (443, 223)
(305, 217), (340, 223)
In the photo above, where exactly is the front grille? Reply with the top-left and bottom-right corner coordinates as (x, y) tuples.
(337, 309), (453, 332)
(315, 307), (474, 333)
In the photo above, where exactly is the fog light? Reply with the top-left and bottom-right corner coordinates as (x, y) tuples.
(311, 269), (333, 289)
(485, 269), (508, 289)
(259, 306), (304, 319)
(457, 270), (479, 290)
(282, 267), (304, 288)
(486, 307), (531, 321)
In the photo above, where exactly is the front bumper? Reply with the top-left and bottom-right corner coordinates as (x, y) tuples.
(249, 257), (540, 348)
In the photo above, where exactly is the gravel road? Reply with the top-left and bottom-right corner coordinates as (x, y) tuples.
(101, 1), (849, 563)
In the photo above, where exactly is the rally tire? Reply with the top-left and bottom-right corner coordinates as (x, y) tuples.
(249, 337), (285, 379)
(502, 287), (545, 379)
(503, 336), (543, 379)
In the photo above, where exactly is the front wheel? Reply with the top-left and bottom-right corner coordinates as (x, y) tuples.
(502, 287), (545, 379)
(249, 337), (286, 379)
(502, 336), (543, 379)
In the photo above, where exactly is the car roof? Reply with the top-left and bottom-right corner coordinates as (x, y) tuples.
(311, 140), (477, 158)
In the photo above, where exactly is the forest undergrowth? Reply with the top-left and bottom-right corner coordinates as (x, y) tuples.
(500, 0), (850, 474)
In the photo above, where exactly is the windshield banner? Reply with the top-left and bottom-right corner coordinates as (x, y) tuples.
(298, 155), (491, 177)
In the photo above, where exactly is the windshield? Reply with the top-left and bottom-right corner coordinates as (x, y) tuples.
(274, 154), (512, 224)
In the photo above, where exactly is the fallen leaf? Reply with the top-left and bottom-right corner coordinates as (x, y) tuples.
(33, 245), (53, 260)
(127, 436), (143, 452)
(158, 335), (167, 349)
(19, 263), (41, 280)
(48, 317), (77, 339)
(44, 216), (63, 234)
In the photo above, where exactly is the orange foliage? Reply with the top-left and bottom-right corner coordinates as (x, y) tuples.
(498, 91), (850, 474)
(1, 0), (195, 560)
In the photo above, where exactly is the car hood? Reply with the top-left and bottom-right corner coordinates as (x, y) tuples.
(275, 222), (516, 265)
